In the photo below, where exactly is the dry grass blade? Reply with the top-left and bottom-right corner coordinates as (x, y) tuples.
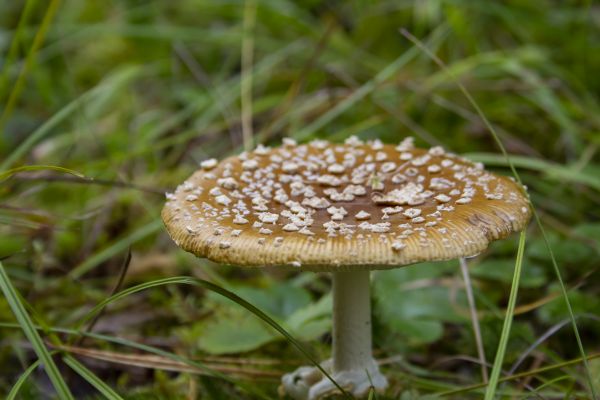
(57, 344), (281, 380)
(459, 258), (488, 383)
(200, 355), (288, 366)
(0, 321), (271, 399)
(241, 0), (257, 151)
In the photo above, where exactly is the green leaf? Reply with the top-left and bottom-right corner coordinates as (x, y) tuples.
(538, 284), (600, 325)
(527, 231), (595, 266)
(194, 307), (276, 354)
(226, 282), (312, 319)
(191, 280), (330, 354)
(573, 223), (600, 252)
(286, 293), (332, 341)
(387, 319), (444, 344)
(471, 258), (546, 288)
(373, 261), (465, 345)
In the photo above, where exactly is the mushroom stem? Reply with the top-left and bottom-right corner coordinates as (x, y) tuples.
(279, 270), (387, 399)
(332, 270), (373, 373)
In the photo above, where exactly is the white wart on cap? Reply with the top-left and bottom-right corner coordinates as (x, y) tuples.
(162, 137), (531, 271)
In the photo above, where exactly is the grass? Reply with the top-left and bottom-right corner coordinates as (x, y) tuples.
(0, 0), (61, 131)
(1, 0), (599, 398)
(6, 358), (42, 400)
(73, 275), (344, 395)
(62, 355), (123, 400)
(0, 165), (84, 182)
(0, 261), (74, 399)
(483, 232), (527, 400)
(401, 28), (596, 398)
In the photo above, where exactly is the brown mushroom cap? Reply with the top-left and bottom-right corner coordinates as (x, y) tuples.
(162, 137), (531, 271)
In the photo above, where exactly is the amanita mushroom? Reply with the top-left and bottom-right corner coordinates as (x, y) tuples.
(162, 137), (531, 399)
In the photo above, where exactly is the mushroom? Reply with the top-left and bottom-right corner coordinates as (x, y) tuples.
(162, 137), (531, 399)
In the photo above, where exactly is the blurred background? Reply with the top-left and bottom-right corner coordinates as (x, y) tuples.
(0, 0), (599, 398)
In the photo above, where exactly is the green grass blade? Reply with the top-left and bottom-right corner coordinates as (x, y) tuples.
(484, 231), (526, 399)
(0, 321), (270, 400)
(295, 26), (447, 140)
(0, 0), (37, 100)
(466, 152), (600, 192)
(401, 29), (597, 399)
(0, 165), (85, 182)
(0, 0), (62, 131)
(529, 375), (573, 397)
(3, 320), (594, 399)
(74, 277), (195, 330)
(1, 93), (87, 171)
(6, 358), (42, 400)
(241, 0), (257, 151)
(69, 219), (163, 279)
(0, 66), (141, 172)
(399, 29), (522, 184)
(0, 261), (74, 400)
(530, 210), (597, 396)
(438, 352), (600, 397)
(63, 355), (123, 400)
(148, 40), (303, 153)
(73, 276), (349, 398)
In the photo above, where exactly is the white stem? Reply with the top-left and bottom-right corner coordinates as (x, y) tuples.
(280, 270), (388, 399)
(332, 270), (373, 373)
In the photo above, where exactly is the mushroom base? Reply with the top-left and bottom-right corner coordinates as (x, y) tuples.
(279, 358), (388, 400)
(280, 271), (388, 399)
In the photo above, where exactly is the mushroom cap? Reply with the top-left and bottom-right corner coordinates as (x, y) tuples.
(162, 138), (531, 271)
